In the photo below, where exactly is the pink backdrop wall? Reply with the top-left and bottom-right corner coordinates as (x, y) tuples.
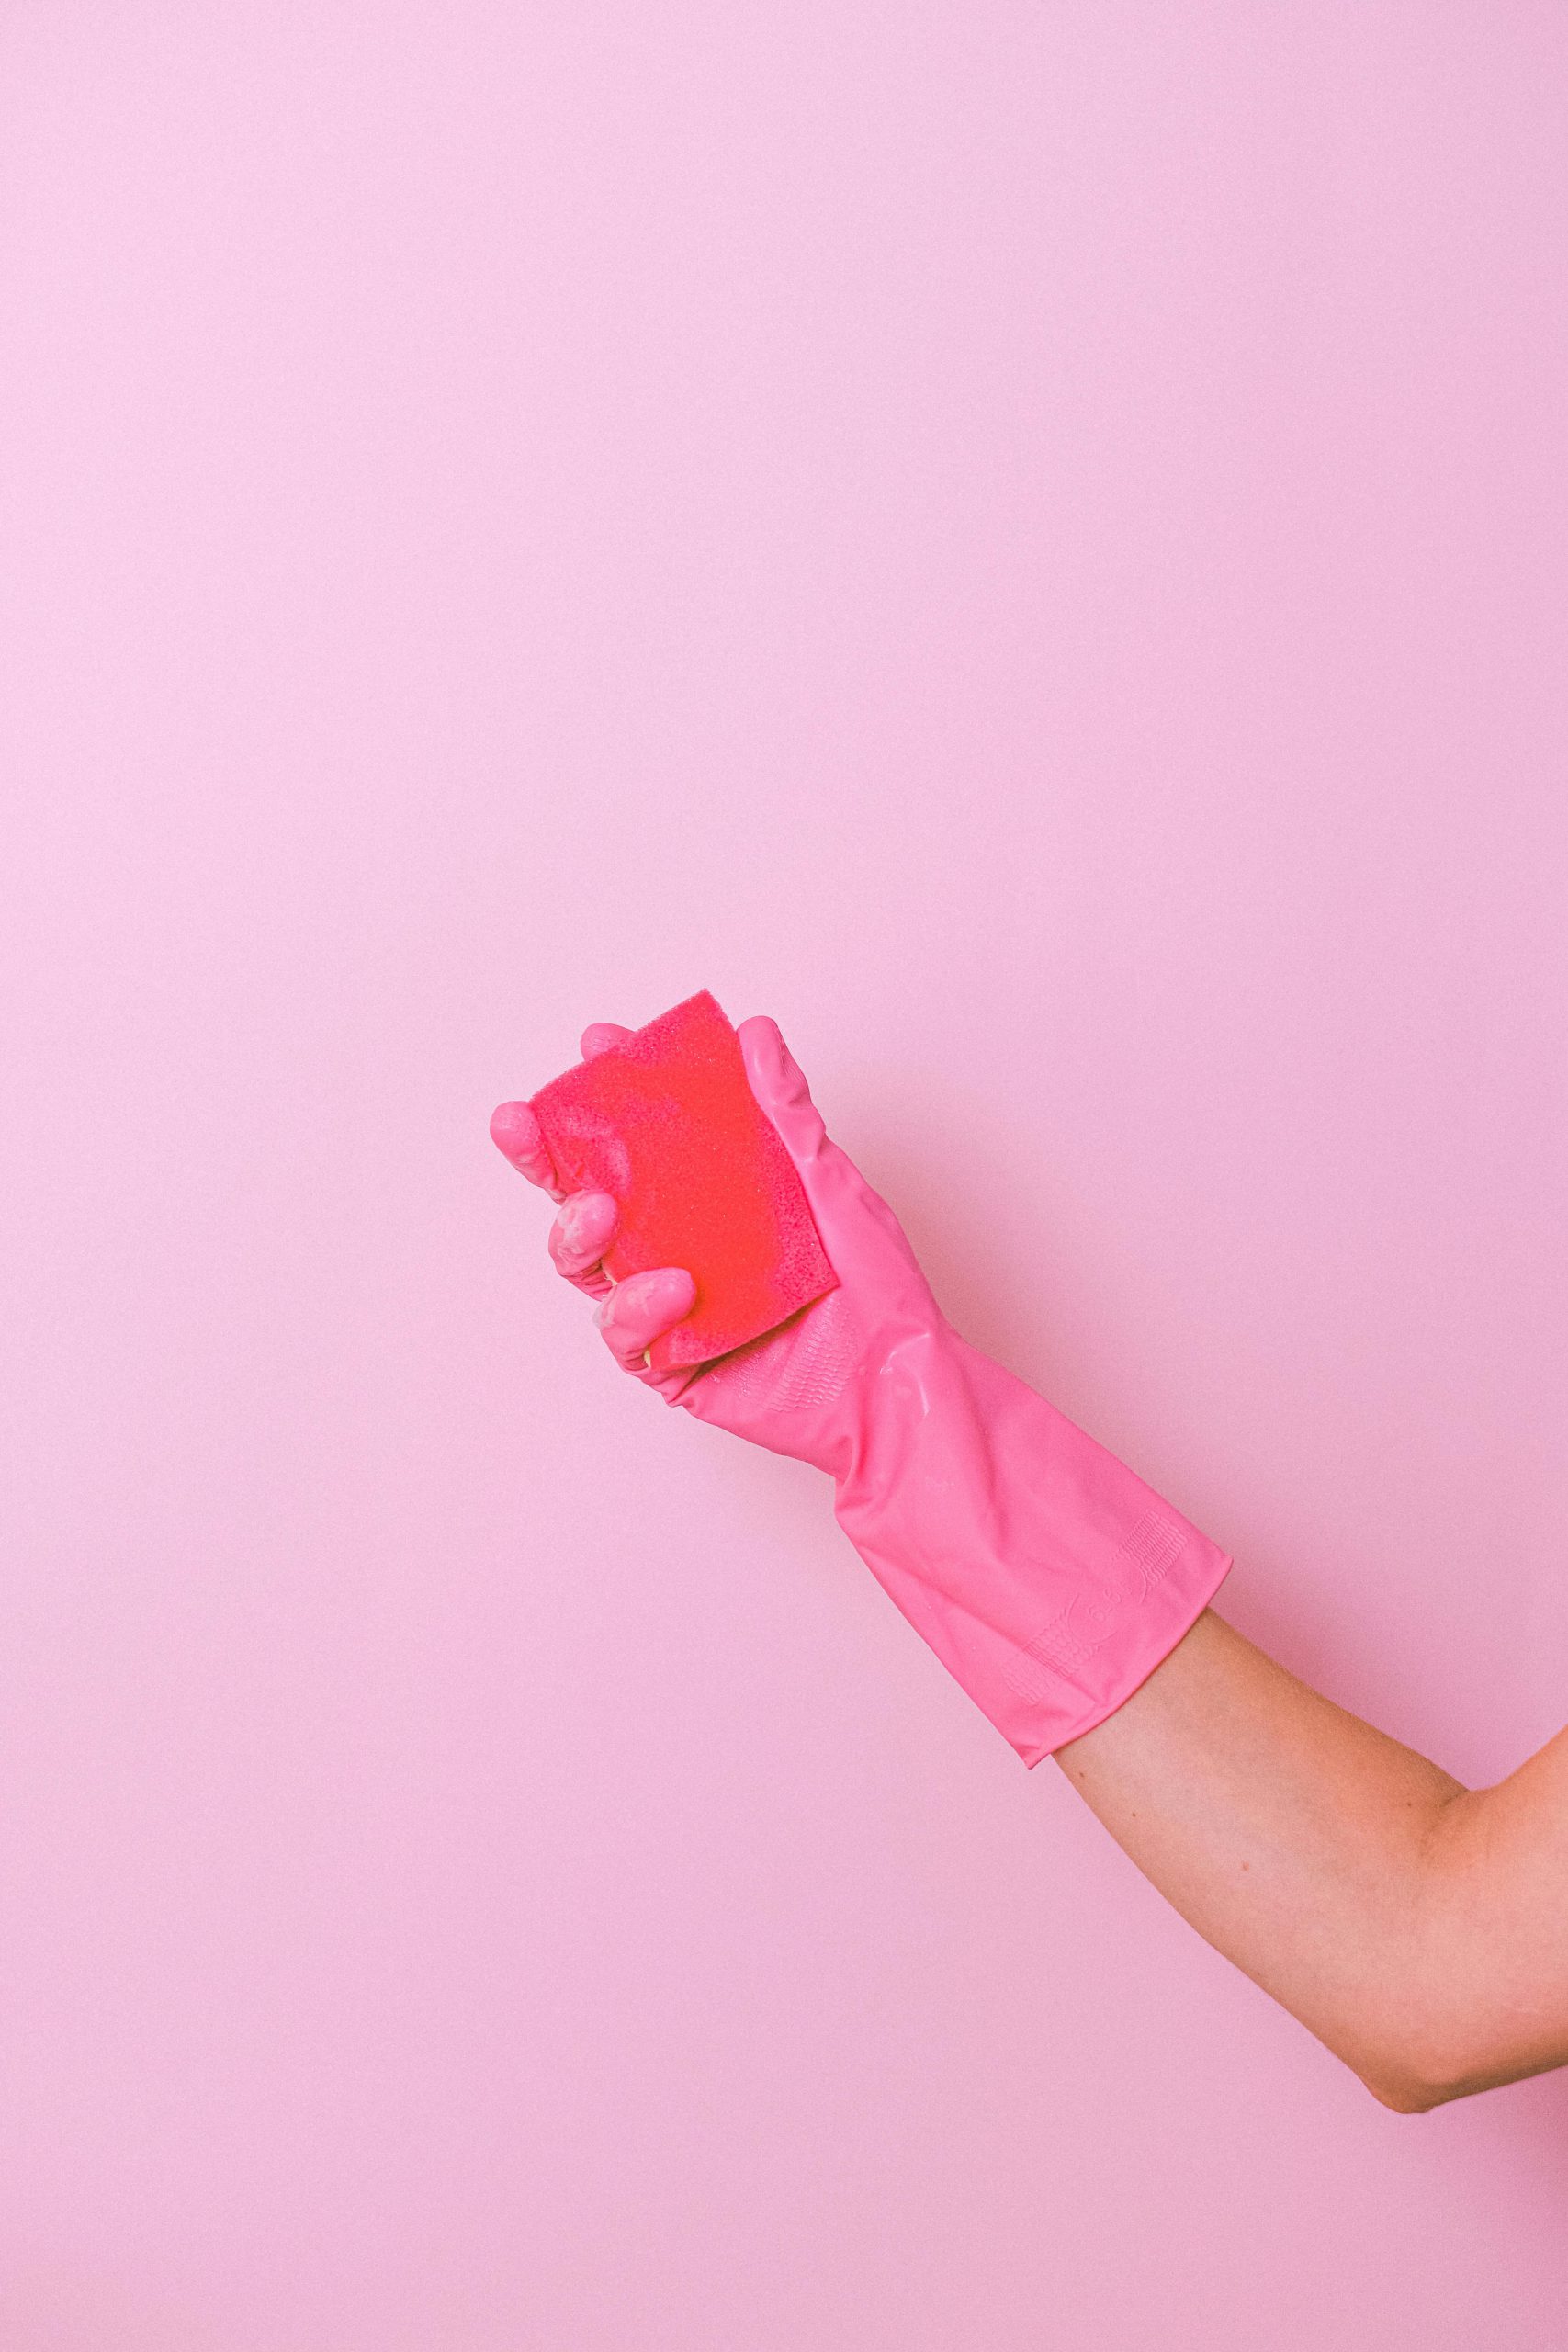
(6, 6), (1567, 2345)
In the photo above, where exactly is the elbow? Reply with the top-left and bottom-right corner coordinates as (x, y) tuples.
(1349, 2014), (1482, 2116)
(1359, 2066), (1456, 2116)
(1353, 2018), (1541, 2116)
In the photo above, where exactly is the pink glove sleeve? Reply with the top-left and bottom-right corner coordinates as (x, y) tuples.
(808, 1322), (1229, 1763)
(494, 1015), (1233, 1766)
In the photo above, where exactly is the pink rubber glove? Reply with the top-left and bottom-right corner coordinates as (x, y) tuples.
(491, 1016), (1232, 1765)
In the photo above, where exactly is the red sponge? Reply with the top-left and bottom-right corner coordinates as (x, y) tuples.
(527, 990), (839, 1374)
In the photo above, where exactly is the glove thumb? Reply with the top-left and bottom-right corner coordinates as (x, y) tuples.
(736, 1015), (829, 1171)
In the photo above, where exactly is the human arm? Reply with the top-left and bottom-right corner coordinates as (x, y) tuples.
(492, 1012), (1568, 2114)
(1055, 1606), (1568, 2110)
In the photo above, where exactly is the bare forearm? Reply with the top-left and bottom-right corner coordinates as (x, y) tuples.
(1055, 1609), (1471, 2109)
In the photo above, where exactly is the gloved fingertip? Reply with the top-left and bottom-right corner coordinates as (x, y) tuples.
(489, 1100), (535, 1153)
(491, 1099), (565, 1197)
(594, 1266), (695, 1371)
(559, 1189), (616, 1244)
(738, 1012), (784, 1063)
(643, 1267), (697, 1317)
(581, 1022), (635, 1060)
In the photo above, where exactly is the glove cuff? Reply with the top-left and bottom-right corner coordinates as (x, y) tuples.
(830, 1326), (1233, 1765)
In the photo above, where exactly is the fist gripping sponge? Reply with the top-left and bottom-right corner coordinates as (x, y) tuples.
(528, 990), (840, 1374)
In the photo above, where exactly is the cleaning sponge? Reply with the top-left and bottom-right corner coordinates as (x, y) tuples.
(527, 990), (840, 1374)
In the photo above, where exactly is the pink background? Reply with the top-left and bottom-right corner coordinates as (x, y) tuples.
(5, 5), (1568, 2345)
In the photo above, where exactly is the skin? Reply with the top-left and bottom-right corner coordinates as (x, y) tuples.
(1053, 1611), (1568, 2111)
(491, 1095), (1568, 2115)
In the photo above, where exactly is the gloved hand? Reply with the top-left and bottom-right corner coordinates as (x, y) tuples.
(491, 1015), (1232, 1765)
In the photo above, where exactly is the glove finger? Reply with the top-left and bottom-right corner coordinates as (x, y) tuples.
(548, 1190), (619, 1295)
(735, 1014), (931, 1288)
(735, 1016), (829, 1164)
(594, 1267), (697, 1374)
(490, 1099), (563, 1199)
(581, 1022), (634, 1059)
(736, 1013), (873, 1232)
